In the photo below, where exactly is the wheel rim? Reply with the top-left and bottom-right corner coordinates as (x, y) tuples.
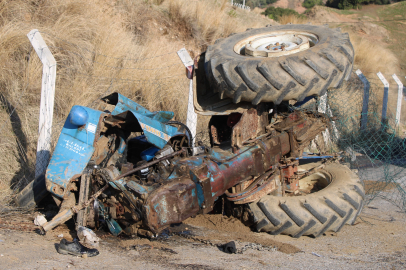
(297, 170), (331, 194)
(233, 31), (319, 58)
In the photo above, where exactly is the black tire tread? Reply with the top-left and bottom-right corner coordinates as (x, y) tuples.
(247, 162), (364, 238)
(205, 25), (354, 104)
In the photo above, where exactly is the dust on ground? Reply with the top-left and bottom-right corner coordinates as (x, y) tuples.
(364, 180), (398, 193)
(271, 0), (307, 13)
(184, 214), (300, 254)
(0, 195), (405, 269)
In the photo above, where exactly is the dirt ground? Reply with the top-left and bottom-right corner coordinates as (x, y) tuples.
(0, 193), (405, 270)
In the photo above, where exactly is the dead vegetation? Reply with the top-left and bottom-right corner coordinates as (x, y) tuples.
(0, 0), (273, 206)
(0, 0), (402, 208)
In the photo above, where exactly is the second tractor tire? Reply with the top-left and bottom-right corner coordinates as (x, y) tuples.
(247, 162), (364, 238)
(205, 24), (354, 105)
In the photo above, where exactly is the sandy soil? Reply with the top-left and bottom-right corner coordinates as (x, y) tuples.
(272, 0), (307, 14)
(0, 194), (405, 270)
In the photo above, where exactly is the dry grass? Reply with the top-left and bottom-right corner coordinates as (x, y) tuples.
(349, 32), (400, 76)
(164, 0), (269, 48)
(347, 31), (405, 127)
(2, 0), (402, 209)
(0, 0), (273, 205)
(278, 14), (308, 25)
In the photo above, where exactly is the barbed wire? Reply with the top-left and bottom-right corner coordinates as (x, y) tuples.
(47, 45), (182, 70)
(39, 30), (182, 62)
(56, 65), (185, 82)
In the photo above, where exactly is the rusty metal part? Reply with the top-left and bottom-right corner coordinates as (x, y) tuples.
(234, 176), (277, 204)
(69, 110), (333, 234)
(227, 174), (277, 203)
(104, 119), (126, 128)
(226, 169), (277, 204)
(72, 184), (110, 214)
(76, 173), (91, 230)
(93, 113), (109, 146)
(190, 164), (215, 214)
(113, 148), (186, 181)
(296, 163), (325, 179)
(278, 160), (299, 193)
(96, 166), (143, 218)
(226, 169), (275, 198)
(144, 177), (199, 233)
(211, 125), (220, 144)
(92, 136), (114, 165)
(231, 108), (258, 150)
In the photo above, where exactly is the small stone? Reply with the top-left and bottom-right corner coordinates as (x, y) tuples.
(82, 254), (88, 259)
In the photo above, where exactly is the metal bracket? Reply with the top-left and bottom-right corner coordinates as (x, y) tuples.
(189, 164), (214, 214)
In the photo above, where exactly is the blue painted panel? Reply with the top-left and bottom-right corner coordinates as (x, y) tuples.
(63, 106), (102, 145)
(46, 106), (102, 196)
(110, 93), (152, 116)
(46, 133), (95, 194)
(189, 172), (205, 208)
(108, 93), (180, 149)
(151, 111), (174, 123)
(132, 111), (179, 149)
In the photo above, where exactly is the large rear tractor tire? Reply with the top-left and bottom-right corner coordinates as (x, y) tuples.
(205, 25), (354, 105)
(247, 162), (364, 238)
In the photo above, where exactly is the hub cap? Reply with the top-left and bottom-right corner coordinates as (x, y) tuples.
(234, 31), (319, 58)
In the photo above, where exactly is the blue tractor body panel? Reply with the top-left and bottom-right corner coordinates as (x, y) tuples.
(45, 93), (182, 197)
(46, 106), (102, 197)
(109, 93), (180, 149)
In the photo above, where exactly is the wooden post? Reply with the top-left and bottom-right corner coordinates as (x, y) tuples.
(392, 74), (403, 126)
(177, 48), (197, 149)
(377, 71), (389, 124)
(27, 29), (57, 178)
(356, 69), (370, 131)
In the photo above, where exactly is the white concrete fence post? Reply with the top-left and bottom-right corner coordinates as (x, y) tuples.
(377, 71), (389, 125)
(392, 74), (403, 126)
(356, 69), (370, 131)
(27, 29), (56, 178)
(177, 48), (197, 150)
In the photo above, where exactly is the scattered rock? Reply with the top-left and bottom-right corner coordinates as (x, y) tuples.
(221, 241), (237, 254)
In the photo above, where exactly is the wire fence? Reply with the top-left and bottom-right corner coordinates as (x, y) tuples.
(296, 72), (406, 212)
(330, 77), (406, 212)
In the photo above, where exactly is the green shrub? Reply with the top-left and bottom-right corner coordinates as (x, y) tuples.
(326, 0), (394, 9)
(262, 6), (301, 20)
(302, 0), (323, 8)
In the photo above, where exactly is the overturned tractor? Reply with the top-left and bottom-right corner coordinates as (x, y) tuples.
(16, 25), (364, 239)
